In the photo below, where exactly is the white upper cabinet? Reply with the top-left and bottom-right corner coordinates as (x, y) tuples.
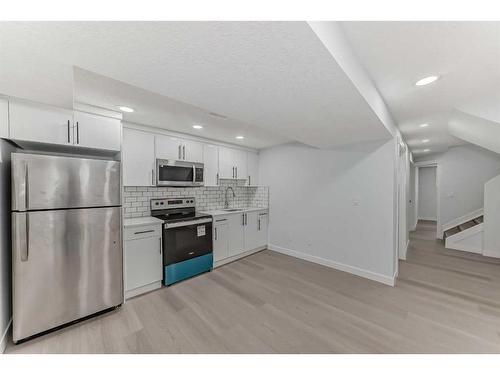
(218, 146), (235, 179)
(155, 134), (182, 160)
(247, 151), (259, 186)
(182, 139), (203, 163)
(9, 100), (74, 146)
(155, 135), (203, 162)
(233, 149), (247, 180)
(0, 98), (8, 139)
(123, 128), (156, 186)
(203, 144), (219, 186)
(74, 111), (121, 151)
(218, 146), (248, 181)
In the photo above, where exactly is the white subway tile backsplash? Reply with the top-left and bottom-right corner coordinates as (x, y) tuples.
(123, 181), (269, 218)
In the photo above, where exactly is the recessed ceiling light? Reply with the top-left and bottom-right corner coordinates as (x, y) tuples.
(118, 106), (134, 113)
(419, 123), (429, 128)
(235, 136), (244, 140)
(192, 125), (203, 129)
(423, 149), (430, 152)
(415, 75), (439, 86)
(422, 139), (430, 143)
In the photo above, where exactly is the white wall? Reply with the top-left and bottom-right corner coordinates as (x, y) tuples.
(0, 140), (13, 353)
(260, 139), (397, 285)
(437, 144), (500, 228)
(418, 167), (437, 221)
(484, 174), (500, 258)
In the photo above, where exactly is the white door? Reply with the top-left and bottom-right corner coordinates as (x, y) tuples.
(183, 139), (204, 163)
(247, 151), (259, 186)
(9, 100), (73, 145)
(203, 144), (219, 186)
(0, 98), (8, 139)
(125, 235), (163, 292)
(244, 211), (259, 251)
(227, 213), (245, 257)
(123, 128), (156, 186)
(155, 134), (182, 160)
(219, 146), (235, 179)
(213, 219), (229, 262)
(234, 149), (247, 180)
(74, 111), (121, 151)
(256, 211), (268, 248)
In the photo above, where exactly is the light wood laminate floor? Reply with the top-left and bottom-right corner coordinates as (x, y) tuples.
(6, 220), (500, 353)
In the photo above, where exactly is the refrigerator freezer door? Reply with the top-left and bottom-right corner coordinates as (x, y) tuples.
(12, 207), (123, 342)
(12, 153), (120, 211)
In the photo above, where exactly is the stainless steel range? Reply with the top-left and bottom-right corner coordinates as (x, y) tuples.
(150, 197), (213, 285)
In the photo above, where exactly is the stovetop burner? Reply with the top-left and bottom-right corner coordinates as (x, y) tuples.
(150, 197), (211, 223)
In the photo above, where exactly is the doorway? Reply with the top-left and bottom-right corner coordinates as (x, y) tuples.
(417, 166), (437, 221)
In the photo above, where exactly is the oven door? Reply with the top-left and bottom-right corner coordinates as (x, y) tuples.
(156, 159), (204, 186)
(163, 218), (213, 265)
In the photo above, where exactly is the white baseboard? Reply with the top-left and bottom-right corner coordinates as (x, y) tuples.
(125, 281), (162, 300)
(214, 246), (266, 268)
(482, 250), (500, 259)
(268, 244), (395, 286)
(1, 317), (12, 354)
(418, 217), (437, 221)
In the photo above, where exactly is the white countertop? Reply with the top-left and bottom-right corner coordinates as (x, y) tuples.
(123, 216), (164, 228)
(199, 207), (268, 217)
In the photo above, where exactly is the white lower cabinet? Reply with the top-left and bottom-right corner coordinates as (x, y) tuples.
(124, 223), (163, 299)
(213, 217), (229, 262)
(212, 209), (268, 267)
(227, 213), (245, 257)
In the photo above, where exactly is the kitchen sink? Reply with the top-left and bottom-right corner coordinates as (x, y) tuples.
(222, 208), (243, 212)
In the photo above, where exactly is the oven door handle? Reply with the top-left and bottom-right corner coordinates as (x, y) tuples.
(193, 165), (196, 183)
(164, 218), (212, 229)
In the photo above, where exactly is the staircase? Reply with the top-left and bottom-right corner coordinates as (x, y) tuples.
(443, 211), (484, 254)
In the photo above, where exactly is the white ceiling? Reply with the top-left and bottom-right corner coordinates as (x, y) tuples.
(0, 21), (392, 149)
(341, 21), (500, 157)
(73, 67), (289, 149)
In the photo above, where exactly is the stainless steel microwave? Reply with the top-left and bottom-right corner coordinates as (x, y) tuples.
(156, 159), (204, 187)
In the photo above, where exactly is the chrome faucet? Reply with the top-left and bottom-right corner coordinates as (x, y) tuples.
(224, 186), (236, 208)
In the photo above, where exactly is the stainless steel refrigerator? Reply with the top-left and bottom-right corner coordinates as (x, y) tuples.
(11, 153), (123, 343)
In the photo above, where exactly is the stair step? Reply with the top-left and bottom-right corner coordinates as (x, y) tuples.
(474, 215), (484, 224)
(444, 226), (461, 238)
(458, 220), (477, 231)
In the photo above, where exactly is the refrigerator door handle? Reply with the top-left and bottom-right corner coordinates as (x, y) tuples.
(13, 213), (29, 262)
(25, 162), (29, 209)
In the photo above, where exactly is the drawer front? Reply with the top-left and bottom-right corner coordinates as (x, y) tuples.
(124, 224), (162, 241)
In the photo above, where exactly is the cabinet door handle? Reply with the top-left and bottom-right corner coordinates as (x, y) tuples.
(216, 218), (227, 222)
(67, 120), (71, 143)
(215, 227), (218, 241)
(134, 229), (155, 235)
(159, 237), (162, 253)
(151, 169), (155, 185)
(236, 167), (238, 179)
(258, 218), (260, 231)
(248, 175), (251, 186)
(216, 173), (219, 185)
(178, 145), (182, 159)
(76, 121), (80, 144)
(183, 145), (186, 160)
